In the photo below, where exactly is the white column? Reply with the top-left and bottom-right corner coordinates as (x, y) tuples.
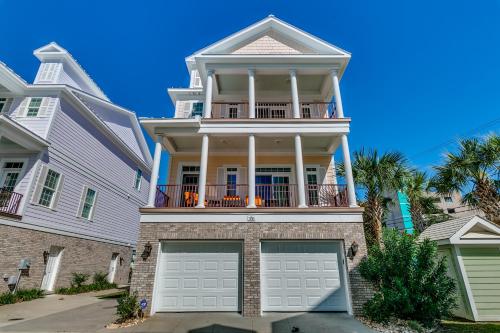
(146, 136), (163, 207)
(248, 69), (255, 119)
(290, 69), (300, 119)
(341, 134), (357, 207)
(196, 134), (209, 208)
(204, 70), (214, 118)
(331, 70), (344, 118)
(294, 134), (307, 208)
(247, 134), (256, 208)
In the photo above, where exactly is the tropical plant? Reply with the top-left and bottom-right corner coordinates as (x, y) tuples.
(404, 171), (442, 232)
(116, 292), (140, 322)
(430, 135), (500, 224)
(70, 272), (89, 288)
(337, 149), (409, 246)
(359, 229), (456, 327)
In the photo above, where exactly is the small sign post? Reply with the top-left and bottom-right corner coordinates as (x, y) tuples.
(139, 299), (148, 318)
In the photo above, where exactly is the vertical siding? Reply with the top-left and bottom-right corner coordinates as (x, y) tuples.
(461, 247), (500, 319)
(21, 98), (150, 246)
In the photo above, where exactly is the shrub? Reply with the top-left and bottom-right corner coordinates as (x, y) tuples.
(116, 292), (140, 322)
(70, 272), (89, 288)
(0, 288), (44, 305)
(359, 228), (456, 327)
(0, 292), (17, 305)
(93, 272), (109, 288)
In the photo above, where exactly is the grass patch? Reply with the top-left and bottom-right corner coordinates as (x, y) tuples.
(439, 319), (500, 333)
(0, 289), (44, 305)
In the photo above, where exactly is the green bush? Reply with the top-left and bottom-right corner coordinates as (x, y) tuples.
(359, 228), (456, 327)
(70, 272), (89, 288)
(93, 272), (109, 287)
(116, 292), (140, 322)
(0, 288), (44, 305)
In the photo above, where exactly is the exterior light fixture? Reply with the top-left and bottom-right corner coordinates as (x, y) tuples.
(141, 242), (152, 260)
(43, 251), (49, 265)
(347, 241), (359, 260)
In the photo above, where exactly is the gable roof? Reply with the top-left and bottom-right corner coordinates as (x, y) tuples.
(34, 42), (109, 101)
(186, 15), (350, 60)
(420, 215), (500, 245)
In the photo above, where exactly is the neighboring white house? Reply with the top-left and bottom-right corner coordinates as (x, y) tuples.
(132, 16), (370, 318)
(0, 43), (152, 292)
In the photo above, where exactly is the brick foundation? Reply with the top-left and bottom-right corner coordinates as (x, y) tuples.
(0, 223), (132, 293)
(131, 221), (372, 317)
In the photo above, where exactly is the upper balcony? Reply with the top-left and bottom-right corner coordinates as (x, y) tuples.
(211, 102), (335, 119)
(0, 187), (23, 218)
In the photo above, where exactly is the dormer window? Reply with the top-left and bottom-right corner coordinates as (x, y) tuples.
(192, 102), (203, 117)
(26, 98), (43, 117)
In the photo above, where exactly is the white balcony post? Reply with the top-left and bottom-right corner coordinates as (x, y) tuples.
(294, 134), (307, 208)
(331, 70), (344, 118)
(247, 134), (256, 208)
(146, 136), (163, 207)
(341, 134), (357, 207)
(204, 70), (214, 118)
(290, 69), (301, 119)
(248, 69), (255, 119)
(196, 134), (209, 208)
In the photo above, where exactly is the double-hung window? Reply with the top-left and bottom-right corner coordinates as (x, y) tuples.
(26, 98), (43, 117)
(191, 102), (203, 117)
(80, 187), (97, 220)
(134, 169), (142, 190)
(38, 169), (61, 207)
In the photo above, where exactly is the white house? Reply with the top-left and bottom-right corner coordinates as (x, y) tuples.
(131, 16), (369, 317)
(0, 43), (152, 292)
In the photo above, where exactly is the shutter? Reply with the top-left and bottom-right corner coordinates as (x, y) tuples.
(183, 101), (192, 118)
(89, 190), (98, 221)
(31, 164), (48, 204)
(319, 167), (327, 185)
(238, 167), (247, 197)
(76, 186), (88, 217)
(217, 167), (225, 185)
(50, 173), (65, 209)
(17, 97), (29, 117)
(37, 97), (51, 116)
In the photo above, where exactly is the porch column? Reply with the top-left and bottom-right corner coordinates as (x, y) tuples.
(290, 69), (301, 119)
(248, 69), (255, 119)
(146, 136), (163, 207)
(203, 69), (214, 118)
(341, 134), (357, 207)
(331, 70), (344, 118)
(294, 134), (307, 208)
(247, 134), (256, 208)
(196, 134), (209, 208)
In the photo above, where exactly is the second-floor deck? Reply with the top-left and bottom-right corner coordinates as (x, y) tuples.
(0, 187), (23, 218)
(210, 102), (336, 119)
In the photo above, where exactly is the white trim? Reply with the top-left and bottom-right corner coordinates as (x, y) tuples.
(0, 157), (29, 193)
(340, 240), (353, 315)
(140, 212), (363, 223)
(78, 185), (98, 221)
(150, 241), (162, 316)
(454, 245), (479, 321)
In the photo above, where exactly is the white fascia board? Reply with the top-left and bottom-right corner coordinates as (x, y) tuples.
(198, 120), (350, 135)
(0, 62), (29, 94)
(0, 115), (50, 150)
(450, 216), (500, 244)
(167, 88), (204, 104)
(140, 211), (363, 223)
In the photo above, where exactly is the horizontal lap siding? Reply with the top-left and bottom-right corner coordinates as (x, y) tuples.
(462, 247), (500, 318)
(21, 98), (149, 245)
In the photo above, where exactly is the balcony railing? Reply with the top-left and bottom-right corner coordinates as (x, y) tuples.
(0, 187), (23, 216)
(210, 102), (336, 119)
(154, 184), (348, 209)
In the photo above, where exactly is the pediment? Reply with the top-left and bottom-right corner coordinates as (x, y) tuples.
(461, 224), (500, 239)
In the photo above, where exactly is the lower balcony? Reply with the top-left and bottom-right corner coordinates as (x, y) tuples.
(0, 187), (23, 218)
(154, 184), (348, 209)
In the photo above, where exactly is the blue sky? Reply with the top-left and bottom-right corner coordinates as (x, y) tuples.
(1, 0), (499, 180)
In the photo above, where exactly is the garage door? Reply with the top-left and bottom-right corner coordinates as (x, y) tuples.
(261, 241), (348, 312)
(155, 242), (241, 312)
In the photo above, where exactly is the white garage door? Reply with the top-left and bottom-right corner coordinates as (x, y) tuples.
(155, 242), (241, 312)
(261, 241), (348, 312)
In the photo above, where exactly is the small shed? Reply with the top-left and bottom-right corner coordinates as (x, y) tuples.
(420, 215), (500, 321)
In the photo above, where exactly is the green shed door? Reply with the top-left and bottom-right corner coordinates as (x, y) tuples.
(461, 247), (500, 321)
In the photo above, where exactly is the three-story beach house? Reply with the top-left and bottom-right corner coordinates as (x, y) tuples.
(0, 43), (152, 292)
(133, 16), (369, 317)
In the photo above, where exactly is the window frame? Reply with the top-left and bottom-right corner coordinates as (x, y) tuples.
(26, 97), (43, 117)
(0, 158), (28, 193)
(79, 186), (97, 220)
(133, 168), (142, 191)
(0, 98), (8, 114)
(38, 169), (62, 208)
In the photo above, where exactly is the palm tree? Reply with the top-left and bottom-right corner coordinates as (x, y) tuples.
(430, 135), (500, 224)
(337, 149), (409, 247)
(404, 171), (441, 232)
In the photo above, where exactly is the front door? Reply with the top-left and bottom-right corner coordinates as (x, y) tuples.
(41, 246), (64, 291)
(108, 253), (119, 283)
(181, 174), (199, 207)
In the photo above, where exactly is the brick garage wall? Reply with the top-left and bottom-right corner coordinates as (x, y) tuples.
(0, 223), (132, 293)
(131, 222), (372, 317)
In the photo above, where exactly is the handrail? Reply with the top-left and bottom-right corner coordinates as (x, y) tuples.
(0, 187), (23, 216)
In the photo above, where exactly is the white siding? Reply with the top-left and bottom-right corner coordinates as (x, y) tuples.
(8, 97), (58, 139)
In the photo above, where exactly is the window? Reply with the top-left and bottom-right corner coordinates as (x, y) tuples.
(26, 98), (42, 117)
(226, 168), (237, 196)
(301, 104), (312, 118)
(182, 166), (200, 173)
(134, 169), (142, 190)
(80, 188), (97, 220)
(191, 102), (203, 117)
(444, 196), (453, 203)
(1, 161), (25, 192)
(256, 167), (291, 173)
(0, 98), (7, 113)
(38, 169), (61, 207)
(228, 104), (238, 119)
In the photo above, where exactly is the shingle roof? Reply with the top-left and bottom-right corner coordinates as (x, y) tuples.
(419, 216), (476, 241)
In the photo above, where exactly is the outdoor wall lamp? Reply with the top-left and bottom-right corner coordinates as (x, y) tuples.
(119, 256), (124, 266)
(141, 242), (152, 260)
(43, 250), (49, 265)
(347, 241), (359, 260)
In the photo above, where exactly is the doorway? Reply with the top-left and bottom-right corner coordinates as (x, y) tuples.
(41, 246), (64, 292)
